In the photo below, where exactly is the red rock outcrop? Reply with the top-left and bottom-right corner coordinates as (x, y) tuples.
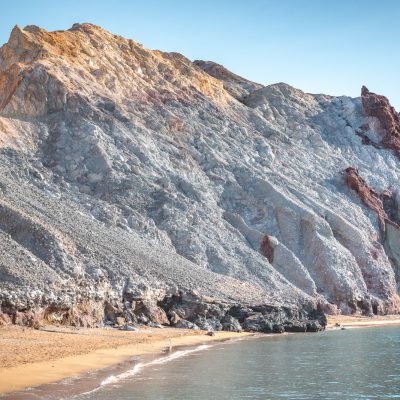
(260, 234), (274, 263)
(345, 167), (399, 232)
(361, 86), (400, 157)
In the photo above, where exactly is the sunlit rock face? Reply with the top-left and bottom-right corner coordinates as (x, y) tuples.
(193, 60), (263, 101)
(0, 23), (399, 323)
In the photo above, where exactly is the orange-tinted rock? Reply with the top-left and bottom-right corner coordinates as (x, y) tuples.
(134, 301), (170, 325)
(260, 234), (274, 263)
(0, 313), (12, 325)
(345, 167), (399, 232)
(194, 60), (262, 100)
(0, 64), (24, 112)
(361, 86), (400, 157)
(0, 23), (227, 118)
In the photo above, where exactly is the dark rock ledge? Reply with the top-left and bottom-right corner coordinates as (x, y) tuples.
(0, 288), (326, 334)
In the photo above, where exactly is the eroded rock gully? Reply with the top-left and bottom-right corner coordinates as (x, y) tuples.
(344, 167), (399, 232)
(0, 23), (400, 329)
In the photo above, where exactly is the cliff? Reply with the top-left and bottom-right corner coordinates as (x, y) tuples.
(0, 23), (399, 331)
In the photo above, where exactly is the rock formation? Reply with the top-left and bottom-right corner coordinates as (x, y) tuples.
(361, 86), (400, 156)
(0, 23), (399, 329)
(344, 167), (398, 232)
(260, 234), (274, 263)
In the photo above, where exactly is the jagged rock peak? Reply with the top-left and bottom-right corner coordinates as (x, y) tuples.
(0, 23), (232, 121)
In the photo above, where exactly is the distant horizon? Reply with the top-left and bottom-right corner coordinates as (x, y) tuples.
(1, 0), (399, 109)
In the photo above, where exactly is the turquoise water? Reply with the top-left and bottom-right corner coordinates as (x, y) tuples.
(4, 326), (400, 400)
(76, 326), (400, 400)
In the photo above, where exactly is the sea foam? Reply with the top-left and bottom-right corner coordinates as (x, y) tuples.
(75, 344), (212, 398)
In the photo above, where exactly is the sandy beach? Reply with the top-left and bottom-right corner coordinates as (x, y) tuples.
(0, 325), (252, 395)
(327, 314), (400, 329)
(1, 315), (400, 395)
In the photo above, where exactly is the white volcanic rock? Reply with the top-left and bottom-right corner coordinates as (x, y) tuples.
(0, 23), (399, 322)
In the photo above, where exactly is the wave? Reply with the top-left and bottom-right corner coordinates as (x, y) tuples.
(75, 344), (212, 398)
(101, 344), (211, 385)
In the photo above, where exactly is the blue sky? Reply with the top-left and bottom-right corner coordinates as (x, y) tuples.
(1, 0), (399, 108)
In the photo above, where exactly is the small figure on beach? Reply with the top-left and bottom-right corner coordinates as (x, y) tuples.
(320, 314), (327, 331)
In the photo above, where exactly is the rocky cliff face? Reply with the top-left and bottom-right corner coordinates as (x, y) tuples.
(0, 23), (399, 329)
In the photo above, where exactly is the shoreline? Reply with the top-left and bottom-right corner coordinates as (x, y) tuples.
(1, 316), (400, 396)
(327, 314), (400, 329)
(0, 326), (253, 395)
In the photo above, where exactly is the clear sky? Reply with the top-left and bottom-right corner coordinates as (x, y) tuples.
(1, 0), (399, 108)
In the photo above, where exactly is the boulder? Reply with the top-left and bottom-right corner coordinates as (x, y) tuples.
(104, 302), (119, 323)
(134, 302), (170, 325)
(252, 305), (288, 325)
(284, 321), (307, 332)
(138, 314), (150, 324)
(175, 319), (200, 330)
(119, 324), (138, 331)
(222, 315), (242, 332)
(165, 292), (226, 322)
(167, 310), (182, 325)
(14, 311), (39, 327)
(306, 320), (323, 332)
(193, 316), (223, 331)
(0, 313), (11, 325)
(227, 305), (255, 323)
(272, 324), (285, 334)
(242, 314), (272, 333)
(149, 322), (164, 328)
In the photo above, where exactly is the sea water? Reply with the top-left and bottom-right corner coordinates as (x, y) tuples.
(5, 326), (400, 400)
(76, 326), (400, 400)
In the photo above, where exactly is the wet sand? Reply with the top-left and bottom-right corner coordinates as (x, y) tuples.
(0, 325), (252, 394)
